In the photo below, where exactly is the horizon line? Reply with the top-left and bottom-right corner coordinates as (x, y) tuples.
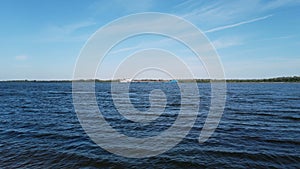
(0, 76), (299, 82)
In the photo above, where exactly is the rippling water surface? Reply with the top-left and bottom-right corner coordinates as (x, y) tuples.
(0, 82), (299, 168)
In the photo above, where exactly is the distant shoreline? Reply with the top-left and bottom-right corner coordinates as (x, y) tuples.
(1, 76), (300, 83)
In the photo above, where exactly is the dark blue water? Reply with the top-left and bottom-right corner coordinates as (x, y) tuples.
(0, 82), (299, 168)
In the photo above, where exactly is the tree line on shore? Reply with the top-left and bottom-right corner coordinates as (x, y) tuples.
(2, 76), (300, 83)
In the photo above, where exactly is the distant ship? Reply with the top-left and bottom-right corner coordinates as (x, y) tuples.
(119, 79), (132, 83)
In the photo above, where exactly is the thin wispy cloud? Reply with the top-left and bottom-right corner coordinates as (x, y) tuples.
(205, 14), (273, 33)
(262, 0), (300, 11)
(89, 0), (153, 15)
(256, 35), (296, 42)
(109, 46), (141, 55)
(63, 21), (97, 34)
(36, 20), (97, 43)
(47, 20), (97, 35)
(15, 55), (28, 61)
(212, 37), (243, 49)
(178, 0), (297, 30)
(173, 0), (200, 10)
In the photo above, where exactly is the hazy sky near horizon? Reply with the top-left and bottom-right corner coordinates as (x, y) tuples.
(0, 0), (299, 80)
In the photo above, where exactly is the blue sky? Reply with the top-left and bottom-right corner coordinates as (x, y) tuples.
(0, 0), (299, 80)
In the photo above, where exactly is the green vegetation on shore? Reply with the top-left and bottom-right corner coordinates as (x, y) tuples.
(223, 76), (300, 83)
(1, 76), (300, 83)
